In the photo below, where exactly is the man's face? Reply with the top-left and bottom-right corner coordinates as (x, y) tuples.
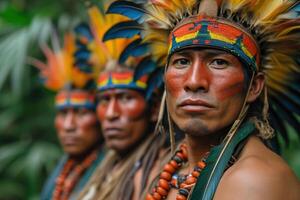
(55, 106), (101, 156)
(165, 48), (247, 136)
(96, 88), (149, 154)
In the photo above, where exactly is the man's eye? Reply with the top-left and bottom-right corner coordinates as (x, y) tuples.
(97, 96), (110, 105)
(173, 58), (191, 68)
(57, 109), (67, 116)
(209, 59), (229, 69)
(119, 94), (133, 102)
(77, 108), (90, 115)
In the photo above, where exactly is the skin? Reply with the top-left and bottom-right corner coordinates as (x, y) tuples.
(55, 97), (101, 158)
(164, 48), (300, 199)
(96, 88), (154, 155)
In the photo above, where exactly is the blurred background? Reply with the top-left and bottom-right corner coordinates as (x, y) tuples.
(0, 0), (299, 200)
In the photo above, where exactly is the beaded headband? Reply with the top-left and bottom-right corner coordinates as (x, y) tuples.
(74, 2), (163, 100)
(169, 15), (260, 71)
(55, 90), (95, 110)
(97, 71), (148, 92)
(32, 29), (97, 110)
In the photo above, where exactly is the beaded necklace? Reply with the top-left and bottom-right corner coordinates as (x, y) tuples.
(146, 144), (208, 200)
(52, 150), (98, 200)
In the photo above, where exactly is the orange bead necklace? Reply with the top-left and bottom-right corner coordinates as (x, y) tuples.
(146, 143), (208, 200)
(52, 150), (98, 200)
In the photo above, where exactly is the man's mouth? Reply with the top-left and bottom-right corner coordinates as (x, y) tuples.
(178, 98), (214, 113)
(103, 127), (125, 138)
(62, 136), (79, 145)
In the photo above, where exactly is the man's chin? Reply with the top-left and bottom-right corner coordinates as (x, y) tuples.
(175, 119), (211, 137)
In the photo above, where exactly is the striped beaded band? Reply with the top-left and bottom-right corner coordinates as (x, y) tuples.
(55, 91), (95, 110)
(168, 15), (260, 71)
(97, 71), (148, 92)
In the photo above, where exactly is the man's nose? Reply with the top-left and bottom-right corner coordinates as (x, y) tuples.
(63, 111), (76, 132)
(106, 98), (120, 120)
(184, 60), (210, 93)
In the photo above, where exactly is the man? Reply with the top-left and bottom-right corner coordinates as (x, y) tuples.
(32, 32), (105, 200)
(105, 0), (300, 199)
(75, 3), (167, 200)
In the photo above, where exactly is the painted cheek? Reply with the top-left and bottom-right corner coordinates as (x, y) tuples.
(54, 116), (64, 132)
(215, 72), (245, 101)
(96, 105), (107, 122)
(120, 98), (147, 120)
(165, 67), (185, 98)
(78, 115), (98, 130)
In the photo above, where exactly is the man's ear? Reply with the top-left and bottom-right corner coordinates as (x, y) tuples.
(246, 72), (265, 103)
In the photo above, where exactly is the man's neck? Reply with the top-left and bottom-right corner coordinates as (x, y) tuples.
(185, 132), (223, 167)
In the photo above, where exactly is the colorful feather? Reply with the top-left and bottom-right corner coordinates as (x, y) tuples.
(119, 39), (149, 63)
(106, 0), (147, 23)
(31, 33), (91, 91)
(103, 20), (143, 41)
(133, 56), (156, 81)
(145, 67), (164, 100)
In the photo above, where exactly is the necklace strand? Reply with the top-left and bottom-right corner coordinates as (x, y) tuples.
(146, 144), (207, 200)
(52, 150), (98, 200)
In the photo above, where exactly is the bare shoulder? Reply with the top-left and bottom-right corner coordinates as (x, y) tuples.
(214, 136), (300, 200)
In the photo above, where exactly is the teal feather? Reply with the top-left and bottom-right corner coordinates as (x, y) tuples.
(272, 98), (300, 136)
(102, 20), (142, 41)
(106, 0), (146, 23)
(190, 121), (255, 200)
(133, 56), (156, 81)
(119, 38), (149, 63)
(269, 106), (289, 145)
(145, 68), (163, 100)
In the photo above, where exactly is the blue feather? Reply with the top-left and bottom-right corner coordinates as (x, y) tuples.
(273, 91), (300, 115)
(74, 23), (93, 41)
(119, 39), (149, 63)
(74, 61), (92, 73)
(145, 68), (164, 100)
(75, 40), (88, 49)
(269, 104), (289, 145)
(133, 56), (156, 81)
(272, 98), (300, 137)
(290, 2), (300, 17)
(74, 49), (90, 61)
(106, 0), (146, 23)
(103, 21), (142, 41)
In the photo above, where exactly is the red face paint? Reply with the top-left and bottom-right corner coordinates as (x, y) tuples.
(96, 88), (150, 154)
(165, 48), (246, 136)
(55, 91), (101, 157)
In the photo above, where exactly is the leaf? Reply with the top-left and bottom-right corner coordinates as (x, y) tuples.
(0, 141), (29, 173)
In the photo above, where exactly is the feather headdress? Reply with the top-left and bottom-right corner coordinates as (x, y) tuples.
(76, 1), (163, 100)
(105, 0), (300, 199)
(31, 30), (97, 110)
(31, 33), (92, 91)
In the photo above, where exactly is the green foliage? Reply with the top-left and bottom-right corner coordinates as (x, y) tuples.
(0, 0), (85, 199)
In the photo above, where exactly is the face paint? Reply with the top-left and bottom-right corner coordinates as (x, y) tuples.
(165, 48), (246, 136)
(55, 91), (101, 157)
(96, 88), (150, 154)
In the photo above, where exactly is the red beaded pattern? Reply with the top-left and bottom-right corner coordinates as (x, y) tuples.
(52, 151), (98, 200)
(146, 144), (207, 200)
